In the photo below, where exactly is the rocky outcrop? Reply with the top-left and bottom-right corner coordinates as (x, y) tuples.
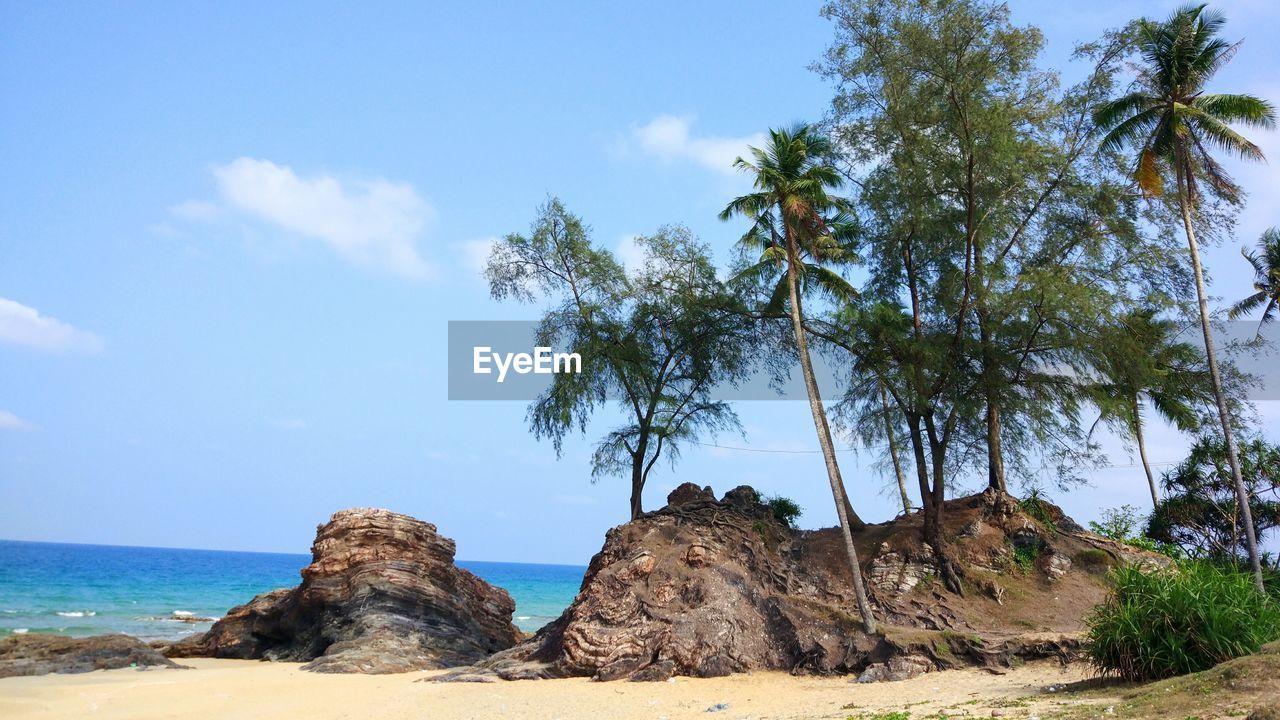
(437, 485), (1151, 683)
(442, 485), (883, 682)
(167, 508), (521, 673)
(0, 633), (185, 678)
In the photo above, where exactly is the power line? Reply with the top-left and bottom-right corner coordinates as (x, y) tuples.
(691, 439), (1179, 470)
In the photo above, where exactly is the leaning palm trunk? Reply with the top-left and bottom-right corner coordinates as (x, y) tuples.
(784, 233), (877, 634)
(1176, 166), (1265, 593)
(1131, 402), (1159, 509)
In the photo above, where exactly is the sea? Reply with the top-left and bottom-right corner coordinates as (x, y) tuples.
(0, 539), (585, 640)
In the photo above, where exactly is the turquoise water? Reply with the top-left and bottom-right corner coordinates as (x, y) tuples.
(0, 540), (584, 639)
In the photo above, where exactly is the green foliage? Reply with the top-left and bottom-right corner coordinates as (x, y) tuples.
(846, 712), (911, 720)
(1086, 562), (1280, 681)
(1011, 543), (1043, 575)
(488, 200), (754, 517)
(1087, 505), (1185, 559)
(1084, 310), (1212, 485)
(1018, 489), (1059, 535)
(1093, 4), (1277, 205)
(1146, 436), (1280, 562)
(817, 0), (1182, 514)
(1123, 535), (1187, 561)
(765, 495), (803, 528)
(1089, 504), (1144, 541)
(1229, 228), (1280, 340)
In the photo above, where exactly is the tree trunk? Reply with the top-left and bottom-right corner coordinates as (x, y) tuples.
(1176, 165), (1265, 593)
(879, 383), (912, 514)
(629, 461), (644, 521)
(986, 400), (1007, 493)
(924, 422), (963, 595)
(1132, 400), (1159, 509)
(784, 231), (876, 634)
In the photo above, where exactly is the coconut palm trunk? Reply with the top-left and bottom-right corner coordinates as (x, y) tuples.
(1176, 164), (1265, 592)
(1131, 400), (1160, 508)
(782, 228), (877, 634)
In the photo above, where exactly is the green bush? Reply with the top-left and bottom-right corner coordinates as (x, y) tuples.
(765, 495), (802, 528)
(1086, 562), (1280, 681)
(1012, 543), (1042, 575)
(1123, 534), (1186, 560)
(1089, 504), (1143, 541)
(1019, 489), (1059, 534)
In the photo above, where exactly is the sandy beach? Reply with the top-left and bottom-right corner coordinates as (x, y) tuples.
(0, 658), (1102, 720)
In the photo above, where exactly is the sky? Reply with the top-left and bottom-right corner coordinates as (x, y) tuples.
(1, 1), (1278, 564)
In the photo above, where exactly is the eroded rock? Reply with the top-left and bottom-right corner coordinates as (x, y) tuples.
(0, 633), (184, 678)
(436, 487), (881, 682)
(868, 543), (937, 595)
(856, 653), (933, 682)
(167, 508), (521, 673)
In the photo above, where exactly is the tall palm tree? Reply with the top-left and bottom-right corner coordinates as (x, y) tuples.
(1088, 309), (1211, 508)
(1229, 228), (1280, 339)
(721, 123), (877, 634)
(1093, 3), (1275, 592)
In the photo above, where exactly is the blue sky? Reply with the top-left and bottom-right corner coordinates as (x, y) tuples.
(2, 1), (1277, 564)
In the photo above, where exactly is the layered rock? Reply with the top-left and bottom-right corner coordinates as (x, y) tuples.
(167, 508), (521, 673)
(440, 484), (1147, 682)
(444, 483), (875, 681)
(0, 633), (184, 678)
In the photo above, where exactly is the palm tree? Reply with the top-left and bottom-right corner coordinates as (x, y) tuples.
(721, 123), (877, 634)
(1088, 309), (1211, 508)
(1093, 3), (1275, 592)
(1229, 228), (1280, 340)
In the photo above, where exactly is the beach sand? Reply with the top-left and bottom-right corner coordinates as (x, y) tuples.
(0, 658), (1106, 720)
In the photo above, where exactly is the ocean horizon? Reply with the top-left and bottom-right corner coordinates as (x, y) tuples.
(0, 539), (585, 639)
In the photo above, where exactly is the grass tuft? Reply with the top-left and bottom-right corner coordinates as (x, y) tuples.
(1086, 562), (1280, 681)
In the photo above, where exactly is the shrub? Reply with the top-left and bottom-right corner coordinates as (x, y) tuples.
(1019, 489), (1059, 534)
(1012, 543), (1042, 575)
(1088, 504), (1185, 559)
(765, 495), (803, 528)
(1089, 505), (1143, 541)
(1123, 534), (1186, 560)
(1086, 562), (1280, 681)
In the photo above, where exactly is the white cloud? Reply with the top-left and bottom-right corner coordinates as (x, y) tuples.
(169, 200), (221, 222)
(0, 298), (102, 353)
(0, 410), (32, 430)
(615, 234), (645, 274)
(458, 237), (497, 278)
(633, 115), (765, 176)
(210, 158), (435, 279)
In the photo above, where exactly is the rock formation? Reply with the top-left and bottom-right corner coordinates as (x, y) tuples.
(167, 508), (521, 673)
(0, 633), (185, 678)
(440, 483), (1151, 682)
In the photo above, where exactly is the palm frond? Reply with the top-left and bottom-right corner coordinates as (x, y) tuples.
(1195, 93), (1277, 128)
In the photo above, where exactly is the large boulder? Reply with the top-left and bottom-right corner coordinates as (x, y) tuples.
(0, 633), (184, 678)
(447, 486), (882, 681)
(167, 508), (521, 673)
